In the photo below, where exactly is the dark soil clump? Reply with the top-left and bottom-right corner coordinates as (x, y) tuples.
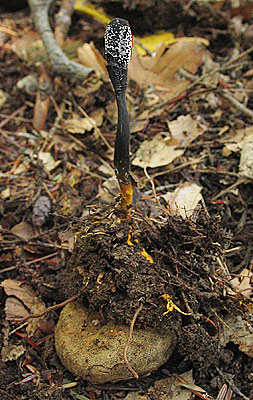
(62, 206), (236, 333)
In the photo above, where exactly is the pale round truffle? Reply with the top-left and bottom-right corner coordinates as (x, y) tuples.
(55, 302), (177, 383)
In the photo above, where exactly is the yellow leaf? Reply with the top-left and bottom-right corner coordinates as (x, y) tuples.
(135, 32), (175, 56)
(74, 1), (111, 24)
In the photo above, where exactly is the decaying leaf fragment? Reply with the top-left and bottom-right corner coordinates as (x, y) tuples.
(132, 133), (183, 169)
(63, 109), (104, 134)
(38, 150), (61, 172)
(1, 343), (26, 363)
(239, 126), (253, 179)
(133, 114), (206, 169)
(221, 315), (253, 358)
(162, 182), (203, 219)
(128, 37), (208, 101)
(1, 279), (46, 335)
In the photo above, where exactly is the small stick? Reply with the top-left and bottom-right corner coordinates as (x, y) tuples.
(124, 303), (143, 379)
(14, 295), (78, 322)
(220, 89), (253, 120)
(54, 0), (75, 47)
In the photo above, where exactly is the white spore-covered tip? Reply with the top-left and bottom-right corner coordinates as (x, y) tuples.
(105, 18), (132, 69)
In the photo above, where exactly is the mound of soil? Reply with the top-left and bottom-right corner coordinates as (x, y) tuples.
(62, 206), (237, 348)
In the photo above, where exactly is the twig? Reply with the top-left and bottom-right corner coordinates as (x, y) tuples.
(220, 89), (253, 120)
(33, 63), (51, 131)
(27, 0), (92, 81)
(14, 295), (78, 322)
(194, 168), (242, 178)
(212, 178), (247, 201)
(0, 106), (27, 128)
(124, 303), (143, 379)
(54, 0), (75, 47)
(151, 156), (205, 178)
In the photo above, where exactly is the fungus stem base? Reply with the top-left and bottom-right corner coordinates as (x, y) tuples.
(118, 181), (133, 220)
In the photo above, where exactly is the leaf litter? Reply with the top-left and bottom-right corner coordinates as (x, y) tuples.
(0, 1), (252, 399)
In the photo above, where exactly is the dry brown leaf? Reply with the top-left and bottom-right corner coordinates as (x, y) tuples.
(230, 268), (252, 298)
(150, 370), (199, 400)
(167, 114), (206, 147)
(221, 315), (253, 358)
(132, 133), (183, 169)
(59, 229), (75, 252)
(1, 279), (46, 335)
(133, 114), (206, 169)
(1, 187), (11, 199)
(239, 126), (253, 179)
(162, 182), (203, 218)
(222, 127), (250, 157)
(1, 279), (38, 309)
(73, 80), (103, 96)
(0, 89), (8, 108)
(128, 37), (207, 101)
(38, 151), (61, 172)
(78, 41), (108, 80)
(10, 221), (36, 241)
(63, 109), (104, 134)
(4, 296), (30, 320)
(11, 31), (43, 61)
(1, 343), (26, 362)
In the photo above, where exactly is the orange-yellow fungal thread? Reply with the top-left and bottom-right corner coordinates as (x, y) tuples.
(140, 248), (154, 264)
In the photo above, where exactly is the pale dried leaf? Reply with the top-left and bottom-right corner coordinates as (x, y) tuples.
(230, 268), (252, 298)
(78, 42), (107, 80)
(130, 119), (149, 134)
(239, 126), (253, 179)
(178, 370), (208, 393)
(222, 128), (249, 157)
(51, 134), (82, 152)
(1, 343), (25, 362)
(59, 229), (75, 252)
(63, 110), (103, 134)
(73, 80), (102, 96)
(132, 134), (183, 168)
(90, 108), (104, 127)
(1, 187), (11, 199)
(167, 114), (206, 147)
(128, 37), (207, 101)
(1, 279), (36, 309)
(221, 315), (253, 357)
(1, 279), (46, 335)
(102, 176), (120, 196)
(98, 164), (114, 177)
(150, 370), (195, 400)
(0, 89), (8, 108)
(10, 221), (36, 241)
(162, 182), (203, 218)
(13, 163), (29, 175)
(11, 31), (44, 62)
(38, 151), (61, 172)
(4, 296), (30, 320)
(28, 299), (47, 336)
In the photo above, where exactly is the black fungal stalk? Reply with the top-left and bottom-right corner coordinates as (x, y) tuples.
(105, 18), (133, 218)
